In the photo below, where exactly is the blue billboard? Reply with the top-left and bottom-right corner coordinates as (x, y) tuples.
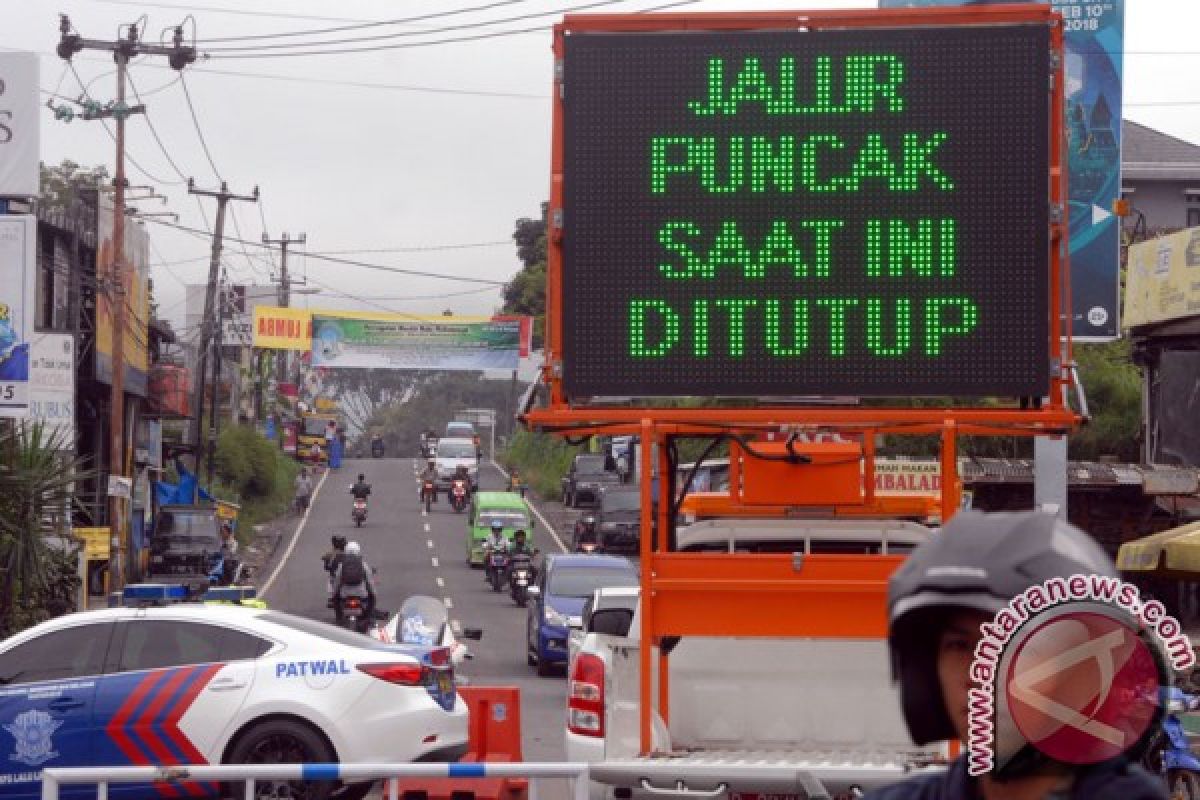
(880, 0), (1125, 339)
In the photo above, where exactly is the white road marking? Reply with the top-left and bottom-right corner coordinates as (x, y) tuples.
(451, 619), (463, 636)
(436, 576), (445, 588)
(427, 539), (434, 548)
(260, 468), (331, 598)
(490, 460), (567, 553)
(443, 597), (454, 609)
(432, 557), (440, 569)
(424, 523), (431, 533)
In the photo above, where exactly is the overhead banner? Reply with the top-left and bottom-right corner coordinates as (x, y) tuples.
(312, 313), (524, 371)
(0, 215), (36, 416)
(1123, 227), (1200, 329)
(29, 333), (76, 445)
(880, 0), (1125, 339)
(96, 196), (151, 395)
(253, 305), (313, 351)
(0, 52), (40, 198)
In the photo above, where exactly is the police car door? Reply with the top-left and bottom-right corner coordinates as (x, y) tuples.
(93, 619), (266, 798)
(0, 621), (113, 800)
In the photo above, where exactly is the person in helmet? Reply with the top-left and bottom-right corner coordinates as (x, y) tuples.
(322, 534), (348, 605)
(332, 540), (377, 625)
(350, 473), (372, 500)
(866, 511), (1166, 800)
(419, 458), (439, 503)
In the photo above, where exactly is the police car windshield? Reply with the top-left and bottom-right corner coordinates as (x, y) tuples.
(549, 566), (638, 599)
(437, 441), (475, 459)
(480, 511), (528, 529)
(259, 611), (398, 650)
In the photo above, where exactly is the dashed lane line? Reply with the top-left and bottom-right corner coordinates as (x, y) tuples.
(432, 557), (440, 568)
(443, 597), (454, 609)
(260, 468), (330, 598)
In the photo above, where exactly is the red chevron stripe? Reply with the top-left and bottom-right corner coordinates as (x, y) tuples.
(105, 670), (167, 766)
(135, 667), (198, 798)
(162, 663), (224, 795)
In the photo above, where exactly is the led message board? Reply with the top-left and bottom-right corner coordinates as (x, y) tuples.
(561, 24), (1051, 398)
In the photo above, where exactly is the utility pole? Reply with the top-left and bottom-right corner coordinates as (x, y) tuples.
(189, 181), (259, 485)
(57, 16), (195, 591)
(263, 232), (306, 383)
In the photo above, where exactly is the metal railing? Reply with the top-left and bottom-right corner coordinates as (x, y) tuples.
(41, 762), (591, 800)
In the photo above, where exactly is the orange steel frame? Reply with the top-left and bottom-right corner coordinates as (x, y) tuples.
(528, 5), (1070, 756)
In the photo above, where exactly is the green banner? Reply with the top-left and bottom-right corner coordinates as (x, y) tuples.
(311, 315), (521, 370)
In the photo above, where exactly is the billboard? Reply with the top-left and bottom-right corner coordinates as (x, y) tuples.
(252, 305), (312, 350)
(1124, 227), (1200, 329)
(312, 313), (524, 371)
(561, 23), (1051, 397)
(880, 0), (1126, 339)
(95, 197), (151, 395)
(0, 215), (35, 416)
(0, 52), (40, 198)
(29, 333), (76, 445)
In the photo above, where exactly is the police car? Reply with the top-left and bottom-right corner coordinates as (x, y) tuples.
(0, 586), (467, 799)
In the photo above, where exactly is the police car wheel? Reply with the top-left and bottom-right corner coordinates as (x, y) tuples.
(227, 718), (336, 799)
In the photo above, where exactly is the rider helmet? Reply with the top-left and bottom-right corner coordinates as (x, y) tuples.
(345, 541), (362, 556)
(331, 534), (347, 550)
(888, 510), (1118, 748)
(491, 519), (504, 532)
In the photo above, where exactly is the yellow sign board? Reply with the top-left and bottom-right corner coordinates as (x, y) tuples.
(77, 526), (111, 560)
(1124, 227), (1200, 329)
(252, 305), (313, 351)
(214, 500), (241, 521)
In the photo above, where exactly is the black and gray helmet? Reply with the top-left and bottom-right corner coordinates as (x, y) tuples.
(888, 510), (1117, 745)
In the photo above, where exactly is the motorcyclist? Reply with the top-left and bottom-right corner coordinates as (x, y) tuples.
(483, 519), (509, 582)
(321, 534), (348, 604)
(350, 473), (372, 499)
(509, 529), (537, 583)
(419, 458), (439, 502)
(452, 464), (471, 491)
(332, 540), (377, 626)
(864, 511), (1167, 800)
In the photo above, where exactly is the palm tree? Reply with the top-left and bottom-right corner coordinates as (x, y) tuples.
(0, 420), (95, 634)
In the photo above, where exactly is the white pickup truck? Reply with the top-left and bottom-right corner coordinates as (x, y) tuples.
(565, 518), (947, 800)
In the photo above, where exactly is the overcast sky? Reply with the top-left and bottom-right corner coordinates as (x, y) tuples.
(6, 0), (1197, 342)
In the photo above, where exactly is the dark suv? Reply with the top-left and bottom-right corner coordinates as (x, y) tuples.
(561, 453), (621, 508)
(147, 506), (232, 584)
(591, 487), (647, 553)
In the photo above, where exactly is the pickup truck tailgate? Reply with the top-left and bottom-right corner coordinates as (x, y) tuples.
(589, 750), (942, 798)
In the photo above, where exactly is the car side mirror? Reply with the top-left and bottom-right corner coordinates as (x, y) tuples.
(462, 627), (483, 640)
(527, 586), (542, 598)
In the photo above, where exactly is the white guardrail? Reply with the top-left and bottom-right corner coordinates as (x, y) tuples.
(41, 762), (591, 800)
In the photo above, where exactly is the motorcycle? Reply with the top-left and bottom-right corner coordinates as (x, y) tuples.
(382, 595), (484, 673)
(509, 552), (535, 607)
(450, 479), (469, 513)
(1142, 686), (1200, 798)
(485, 545), (511, 593)
(422, 480), (436, 513)
(352, 497), (368, 527)
(575, 514), (601, 553)
(340, 595), (369, 634)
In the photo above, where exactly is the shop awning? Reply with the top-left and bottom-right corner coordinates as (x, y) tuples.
(1118, 521), (1200, 572)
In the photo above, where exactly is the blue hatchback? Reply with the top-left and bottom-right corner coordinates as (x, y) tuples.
(526, 554), (638, 676)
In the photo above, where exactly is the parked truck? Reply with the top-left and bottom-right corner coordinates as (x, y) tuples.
(565, 518), (945, 800)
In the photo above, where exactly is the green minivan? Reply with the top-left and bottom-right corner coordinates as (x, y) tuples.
(467, 491), (535, 566)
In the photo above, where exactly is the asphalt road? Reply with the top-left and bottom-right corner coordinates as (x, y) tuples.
(257, 456), (575, 795)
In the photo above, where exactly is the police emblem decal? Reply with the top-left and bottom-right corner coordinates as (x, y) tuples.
(4, 709), (63, 766)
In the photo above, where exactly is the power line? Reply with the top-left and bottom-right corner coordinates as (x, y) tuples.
(179, 72), (223, 180)
(202, 0), (702, 59)
(126, 70), (192, 182)
(138, 216), (509, 285)
(80, 0), (381, 25)
(308, 241), (510, 255)
(200, 0), (532, 45)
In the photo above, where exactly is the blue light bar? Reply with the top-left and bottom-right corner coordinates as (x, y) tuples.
(123, 584), (189, 601)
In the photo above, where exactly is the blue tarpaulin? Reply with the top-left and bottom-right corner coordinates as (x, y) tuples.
(155, 457), (213, 506)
